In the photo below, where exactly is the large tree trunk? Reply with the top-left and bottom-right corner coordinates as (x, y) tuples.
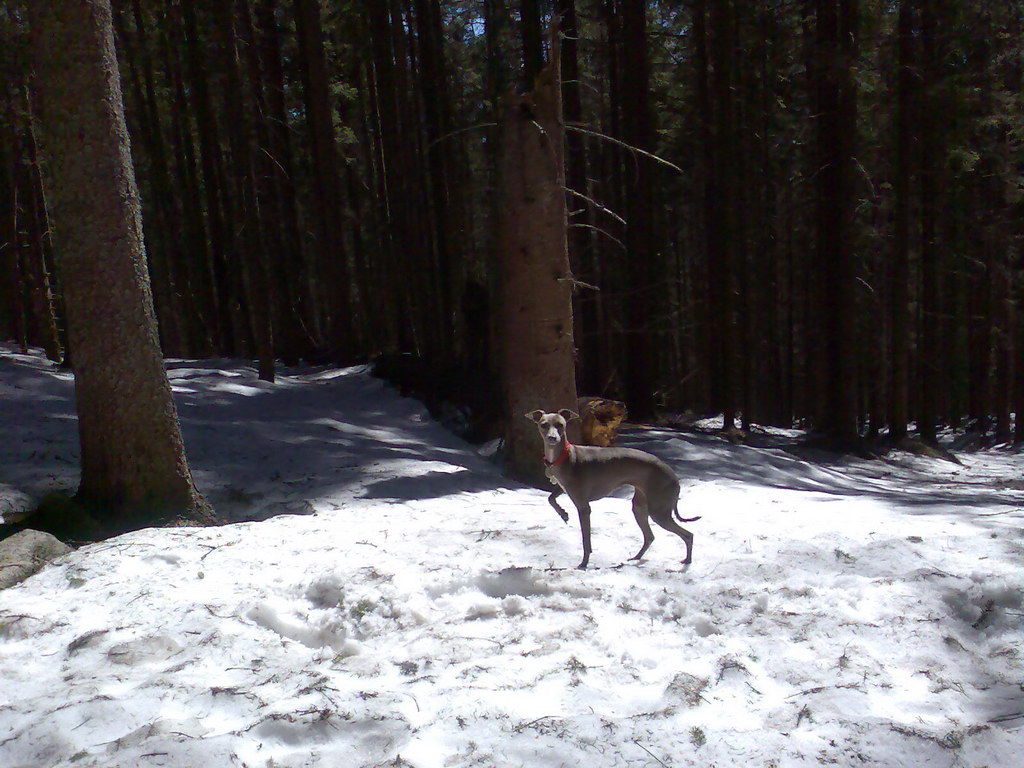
(498, 45), (578, 482)
(28, 0), (211, 532)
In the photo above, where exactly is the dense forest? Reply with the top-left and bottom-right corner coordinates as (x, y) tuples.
(2, 0), (1022, 445)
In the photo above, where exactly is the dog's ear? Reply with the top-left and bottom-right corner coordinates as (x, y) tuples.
(525, 410), (545, 423)
(558, 409), (580, 422)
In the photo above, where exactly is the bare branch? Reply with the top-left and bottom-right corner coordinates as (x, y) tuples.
(558, 275), (600, 291)
(561, 185), (626, 225)
(565, 123), (683, 174)
(426, 122), (497, 152)
(570, 222), (625, 249)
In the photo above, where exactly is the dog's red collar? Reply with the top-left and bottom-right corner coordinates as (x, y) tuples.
(544, 440), (572, 468)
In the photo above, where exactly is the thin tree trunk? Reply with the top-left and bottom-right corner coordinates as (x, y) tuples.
(112, 0), (184, 355)
(156, 2), (211, 355)
(255, 0), (308, 364)
(367, 0), (426, 354)
(558, 0), (598, 395)
(814, 0), (859, 445)
(293, 0), (352, 360)
(237, 0), (282, 379)
(917, 0), (943, 444)
(413, 0), (457, 357)
(19, 96), (64, 362)
(520, 0), (544, 89)
(180, 0), (235, 353)
(889, 0), (914, 441)
(706, 0), (738, 429)
(213, 1), (275, 381)
(1, 127), (27, 349)
(619, 0), (658, 420)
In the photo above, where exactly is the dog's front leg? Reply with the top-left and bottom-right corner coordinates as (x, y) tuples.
(547, 487), (569, 523)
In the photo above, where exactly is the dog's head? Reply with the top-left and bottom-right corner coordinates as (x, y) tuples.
(526, 409), (579, 446)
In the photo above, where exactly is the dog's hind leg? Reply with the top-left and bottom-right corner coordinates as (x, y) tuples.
(650, 505), (694, 564)
(629, 491), (656, 561)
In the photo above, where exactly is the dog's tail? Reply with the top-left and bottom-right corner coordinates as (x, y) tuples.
(673, 503), (701, 524)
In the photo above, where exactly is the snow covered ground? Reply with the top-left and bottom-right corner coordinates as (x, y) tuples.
(1, 343), (1022, 768)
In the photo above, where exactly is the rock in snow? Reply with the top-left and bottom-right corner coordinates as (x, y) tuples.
(0, 483), (35, 526)
(0, 529), (70, 591)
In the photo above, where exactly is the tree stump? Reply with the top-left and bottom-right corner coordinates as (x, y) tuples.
(577, 397), (627, 447)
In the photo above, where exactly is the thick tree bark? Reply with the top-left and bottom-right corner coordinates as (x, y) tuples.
(498, 48), (578, 482)
(28, 0), (211, 531)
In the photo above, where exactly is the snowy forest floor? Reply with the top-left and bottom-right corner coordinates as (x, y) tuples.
(1, 344), (1022, 768)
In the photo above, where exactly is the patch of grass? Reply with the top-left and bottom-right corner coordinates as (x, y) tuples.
(350, 598), (376, 620)
(565, 655), (587, 687)
(834, 548), (856, 563)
